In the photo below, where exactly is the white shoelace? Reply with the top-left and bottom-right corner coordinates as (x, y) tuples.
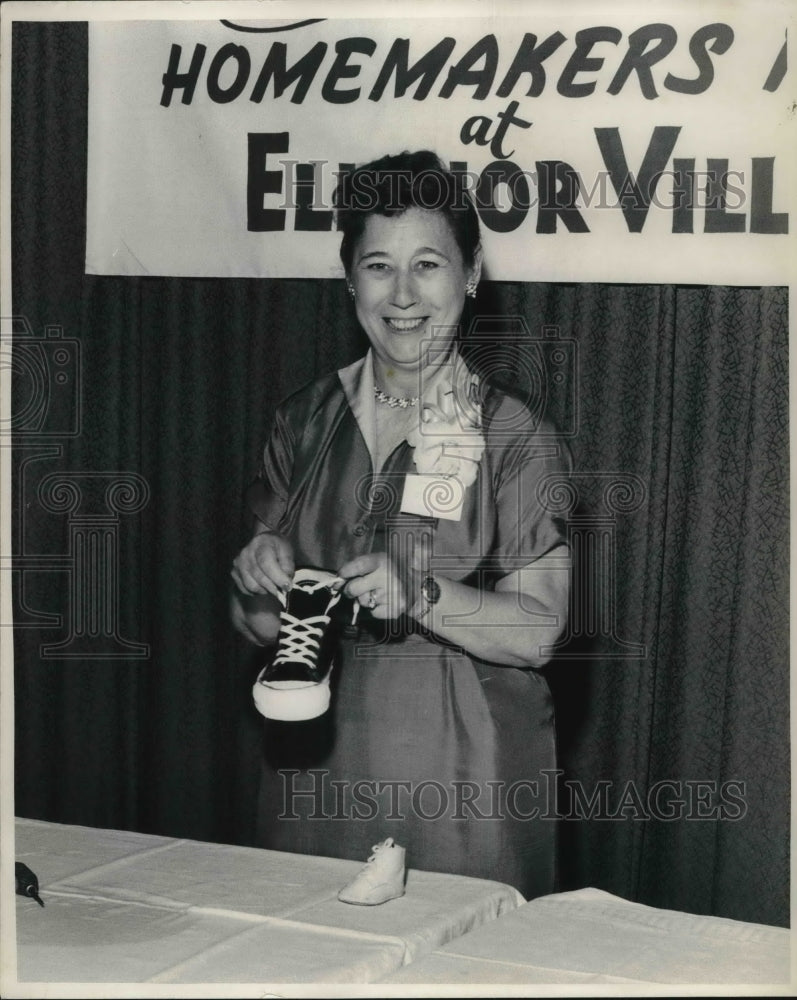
(366, 838), (394, 863)
(272, 576), (351, 669)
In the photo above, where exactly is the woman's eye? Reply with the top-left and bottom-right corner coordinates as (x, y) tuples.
(366, 262), (390, 272)
(416, 260), (439, 271)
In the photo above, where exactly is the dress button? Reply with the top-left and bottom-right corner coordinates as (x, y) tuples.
(352, 523), (367, 537)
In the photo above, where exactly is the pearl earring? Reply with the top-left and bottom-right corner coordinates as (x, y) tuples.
(346, 281), (356, 300)
(465, 278), (478, 298)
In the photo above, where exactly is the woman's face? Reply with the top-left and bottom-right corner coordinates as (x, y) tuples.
(350, 207), (479, 376)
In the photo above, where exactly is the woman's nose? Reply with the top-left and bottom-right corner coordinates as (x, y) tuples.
(390, 270), (417, 308)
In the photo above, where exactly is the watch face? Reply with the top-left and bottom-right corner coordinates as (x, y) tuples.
(422, 576), (441, 605)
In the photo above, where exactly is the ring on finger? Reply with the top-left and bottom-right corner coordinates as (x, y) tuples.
(366, 590), (378, 610)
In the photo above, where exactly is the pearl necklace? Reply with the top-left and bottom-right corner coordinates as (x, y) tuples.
(373, 385), (419, 409)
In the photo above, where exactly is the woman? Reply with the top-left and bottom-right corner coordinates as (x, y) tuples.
(231, 150), (571, 899)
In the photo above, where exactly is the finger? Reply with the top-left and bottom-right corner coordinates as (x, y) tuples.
(266, 563), (293, 593)
(360, 585), (387, 607)
(346, 574), (381, 602)
(236, 544), (290, 597)
(247, 554), (290, 594)
(252, 542), (293, 592)
(231, 558), (259, 594)
(271, 536), (295, 583)
(338, 553), (381, 581)
(231, 563), (271, 596)
(253, 569), (288, 600)
(370, 594), (405, 619)
(230, 565), (246, 593)
(253, 535), (293, 583)
(371, 605), (398, 620)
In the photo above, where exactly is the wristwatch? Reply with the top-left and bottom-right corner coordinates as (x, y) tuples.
(412, 575), (441, 621)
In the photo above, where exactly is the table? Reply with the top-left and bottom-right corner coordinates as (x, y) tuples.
(382, 886), (792, 987)
(12, 817), (522, 984)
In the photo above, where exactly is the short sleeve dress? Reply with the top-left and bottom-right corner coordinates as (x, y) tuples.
(246, 351), (571, 900)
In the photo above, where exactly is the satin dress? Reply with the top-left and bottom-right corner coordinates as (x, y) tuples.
(247, 352), (570, 899)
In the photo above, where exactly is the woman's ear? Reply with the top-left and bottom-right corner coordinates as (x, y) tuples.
(469, 246), (483, 287)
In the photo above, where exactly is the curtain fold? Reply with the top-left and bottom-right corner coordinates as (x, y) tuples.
(10, 22), (788, 926)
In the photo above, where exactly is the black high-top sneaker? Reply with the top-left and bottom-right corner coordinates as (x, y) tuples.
(252, 567), (356, 722)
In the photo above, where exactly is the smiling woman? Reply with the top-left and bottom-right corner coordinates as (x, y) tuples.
(230, 150), (572, 899)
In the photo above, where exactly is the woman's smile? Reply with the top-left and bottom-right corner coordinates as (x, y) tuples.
(383, 316), (429, 333)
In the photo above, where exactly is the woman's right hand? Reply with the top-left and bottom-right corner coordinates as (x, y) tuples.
(231, 530), (295, 598)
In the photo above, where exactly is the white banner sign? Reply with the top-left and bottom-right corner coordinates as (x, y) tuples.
(86, 8), (793, 284)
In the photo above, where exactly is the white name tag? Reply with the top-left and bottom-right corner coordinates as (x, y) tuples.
(400, 474), (465, 521)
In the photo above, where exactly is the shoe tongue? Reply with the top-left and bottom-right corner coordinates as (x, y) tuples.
(288, 583), (333, 618)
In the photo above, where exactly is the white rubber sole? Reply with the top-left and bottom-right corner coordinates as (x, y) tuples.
(337, 884), (406, 906)
(252, 677), (332, 721)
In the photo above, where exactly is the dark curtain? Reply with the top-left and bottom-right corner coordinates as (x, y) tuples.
(11, 23), (788, 927)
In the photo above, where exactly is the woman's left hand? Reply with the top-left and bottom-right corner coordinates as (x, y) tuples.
(336, 552), (411, 620)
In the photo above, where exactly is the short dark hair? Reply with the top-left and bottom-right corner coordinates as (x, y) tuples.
(334, 150), (481, 274)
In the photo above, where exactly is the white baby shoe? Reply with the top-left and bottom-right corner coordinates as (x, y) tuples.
(337, 838), (406, 905)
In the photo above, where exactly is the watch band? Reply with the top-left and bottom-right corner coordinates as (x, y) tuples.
(410, 575), (441, 621)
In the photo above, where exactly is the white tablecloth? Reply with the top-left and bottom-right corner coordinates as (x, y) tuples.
(13, 817), (522, 985)
(382, 886), (792, 987)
